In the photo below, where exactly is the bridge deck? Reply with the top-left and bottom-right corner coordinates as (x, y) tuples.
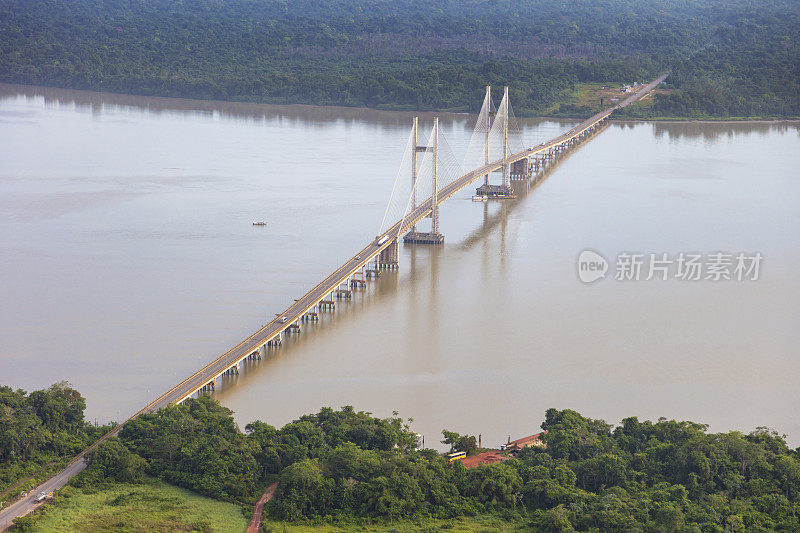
(136, 72), (668, 413)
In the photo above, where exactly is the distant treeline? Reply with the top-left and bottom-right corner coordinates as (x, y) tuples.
(0, 0), (798, 118)
(621, 12), (800, 119)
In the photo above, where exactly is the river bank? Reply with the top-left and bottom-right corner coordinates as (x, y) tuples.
(5, 396), (800, 532)
(3, 82), (798, 124)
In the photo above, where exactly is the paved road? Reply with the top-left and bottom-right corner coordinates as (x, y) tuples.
(0, 72), (667, 531)
(0, 459), (86, 531)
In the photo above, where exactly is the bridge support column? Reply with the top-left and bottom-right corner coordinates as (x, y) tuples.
(366, 256), (381, 277)
(510, 158), (528, 181)
(335, 286), (352, 298)
(379, 238), (400, 268)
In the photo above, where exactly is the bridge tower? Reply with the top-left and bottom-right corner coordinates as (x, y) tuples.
(410, 116), (421, 233)
(476, 86), (515, 199)
(502, 85), (509, 190)
(483, 85), (492, 186)
(404, 117), (444, 245)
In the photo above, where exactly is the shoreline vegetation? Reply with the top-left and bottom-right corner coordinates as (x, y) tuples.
(2, 81), (797, 125)
(1, 1), (798, 121)
(4, 383), (800, 532)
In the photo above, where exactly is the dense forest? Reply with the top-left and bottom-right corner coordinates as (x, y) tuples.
(3, 385), (800, 531)
(53, 396), (800, 531)
(0, 0), (798, 118)
(0, 383), (110, 495)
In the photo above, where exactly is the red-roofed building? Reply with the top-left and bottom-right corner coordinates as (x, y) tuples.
(502, 431), (546, 452)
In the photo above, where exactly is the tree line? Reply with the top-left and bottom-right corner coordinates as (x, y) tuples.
(0, 0), (798, 118)
(3, 383), (800, 530)
(75, 396), (800, 531)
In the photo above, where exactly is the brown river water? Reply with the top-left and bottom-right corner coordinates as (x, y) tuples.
(1, 84), (798, 447)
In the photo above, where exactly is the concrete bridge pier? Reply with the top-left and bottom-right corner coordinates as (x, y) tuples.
(365, 264), (381, 278)
(379, 238), (400, 268)
(335, 286), (352, 298)
(510, 158), (528, 181)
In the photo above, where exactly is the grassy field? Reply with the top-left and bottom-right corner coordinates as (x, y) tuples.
(260, 516), (526, 533)
(28, 480), (248, 532)
(542, 82), (624, 116)
(542, 82), (673, 118)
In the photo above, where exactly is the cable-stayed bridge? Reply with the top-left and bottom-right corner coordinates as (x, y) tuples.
(1, 73), (672, 531)
(0, 74), (667, 528)
(142, 73), (668, 409)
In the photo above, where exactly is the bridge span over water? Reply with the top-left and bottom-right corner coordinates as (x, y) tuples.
(0, 71), (668, 532)
(146, 72), (669, 411)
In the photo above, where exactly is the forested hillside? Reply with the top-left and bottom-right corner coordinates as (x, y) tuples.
(0, 0), (798, 116)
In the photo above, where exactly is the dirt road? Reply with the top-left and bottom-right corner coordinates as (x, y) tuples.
(247, 482), (278, 533)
